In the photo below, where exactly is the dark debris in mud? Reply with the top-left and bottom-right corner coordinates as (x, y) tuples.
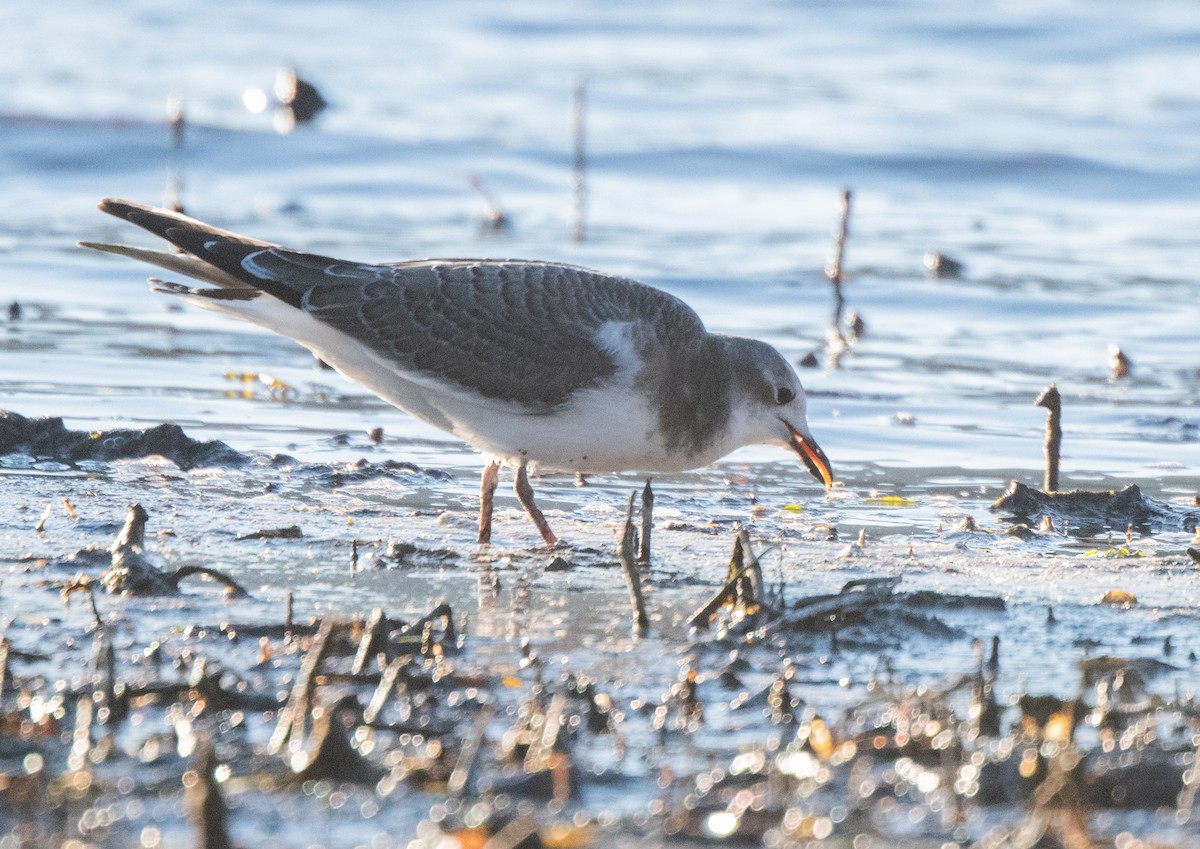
(43, 504), (251, 600)
(0, 409), (246, 470)
(5, 528), (1200, 849)
(0, 410), (456, 501)
(5, 422), (1200, 847)
(991, 480), (1200, 534)
(297, 457), (455, 488)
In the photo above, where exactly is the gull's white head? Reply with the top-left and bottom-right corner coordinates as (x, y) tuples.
(722, 336), (833, 490)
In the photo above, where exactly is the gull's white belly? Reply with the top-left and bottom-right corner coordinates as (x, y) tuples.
(195, 295), (718, 473)
(441, 385), (686, 473)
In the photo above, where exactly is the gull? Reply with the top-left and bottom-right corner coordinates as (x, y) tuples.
(80, 199), (833, 546)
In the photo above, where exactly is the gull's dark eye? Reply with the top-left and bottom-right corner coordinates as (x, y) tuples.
(775, 386), (795, 405)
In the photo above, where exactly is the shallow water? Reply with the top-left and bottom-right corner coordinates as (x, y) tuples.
(2, 1), (1199, 846)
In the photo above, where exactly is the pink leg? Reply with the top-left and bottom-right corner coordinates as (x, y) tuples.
(477, 460), (500, 544)
(514, 461), (558, 546)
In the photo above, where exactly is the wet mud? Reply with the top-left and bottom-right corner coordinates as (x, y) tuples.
(3, 416), (1200, 848)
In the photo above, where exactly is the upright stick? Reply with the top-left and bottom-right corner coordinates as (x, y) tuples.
(826, 189), (852, 329)
(619, 492), (650, 635)
(570, 78), (587, 243)
(826, 189), (852, 287)
(1035, 384), (1062, 492)
(821, 189), (854, 366)
(637, 480), (654, 566)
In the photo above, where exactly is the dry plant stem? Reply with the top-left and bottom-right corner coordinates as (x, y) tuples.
(524, 692), (567, 774)
(363, 655), (406, 725)
(291, 696), (382, 786)
(825, 189), (852, 337)
(0, 635), (8, 708)
(284, 590), (294, 644)
(404, 601), (456, 646)
(70, 693), (94, 772)
(478, 459), (499, 544)
(619, 492), (650, 635)
(784, 577), (900, 630)
(570, 78), (587, 243)
(269, 618), (337, 756)
(483, 813), (541, 849)
(728, 533), (757, 608)
(736, 528), (765, 608)
(1036, 384), (1062, 492)
(515, 461), (557, 546)
(727, 532), (745, 581)
(188, 740), (235, 849)
(1179, 734), (1200, 812)
(468, 174), (506, 225)
(448, 703), (496, 797)
(62, 577), (104, 631)
(688, 532), (768, 628)
(169, 565), (249, 597)
(115, 503), (148, 549)
(97, 636), (117, 724)
(637, 479), (654, 566)
(351, 607), (387, 675)
(687, 569), (745, 628)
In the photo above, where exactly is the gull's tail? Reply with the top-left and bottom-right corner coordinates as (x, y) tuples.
(78, 198), (314, 311)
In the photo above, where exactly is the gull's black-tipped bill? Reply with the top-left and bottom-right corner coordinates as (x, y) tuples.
(787, 423), (834, 492)
(81, 198), (836, 543)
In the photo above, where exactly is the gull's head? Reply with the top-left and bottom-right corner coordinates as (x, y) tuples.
(722, 336), (833, 491)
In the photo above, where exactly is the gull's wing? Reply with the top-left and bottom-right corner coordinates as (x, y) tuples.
(236, 249), (706, 409)
(84, 199), (710, 410)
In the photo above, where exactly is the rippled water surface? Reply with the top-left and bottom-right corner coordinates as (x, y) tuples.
(2, 1), (1199, 846)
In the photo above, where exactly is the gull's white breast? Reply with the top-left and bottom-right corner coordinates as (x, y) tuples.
(182, 295), (693, 473)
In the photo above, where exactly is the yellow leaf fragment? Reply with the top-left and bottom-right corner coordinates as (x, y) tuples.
(863, 496), (916, 506)
(1099, 589), (1137, 608)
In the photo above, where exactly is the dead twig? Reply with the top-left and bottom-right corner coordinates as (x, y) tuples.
(524, 691), (567, 775)
(637, 479), (654, 566)
(826, 189), (852, 288)
(351, 607), (388, 675)
(168, 565), (249, 598)
(570, 78), (587, 243)
(467, 174), (511, 233)
(62, 575), (104, 631)
(269, 618), (338, 758)
(688, 531), (771, 628)
(824, 189), (853, 362)
(784, 576), (901, 631)
(482, 813), (541, 849)
(290, 694), (383, 786)
(362, 655), (407, 726)
(402, 601), (457, 651)
(186, 737), (235, 849)
(0, 634), (8, 710)
(447, 703), (496, 797)
(618, 493), (650, 636)
(1036, 384), (1063, 492)
(736, 528), (765, 610)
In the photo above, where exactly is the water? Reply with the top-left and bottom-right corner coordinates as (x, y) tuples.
(2, 1), (1200, 846)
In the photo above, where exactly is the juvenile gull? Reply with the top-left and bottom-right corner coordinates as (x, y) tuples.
(80, 199), (833, 545)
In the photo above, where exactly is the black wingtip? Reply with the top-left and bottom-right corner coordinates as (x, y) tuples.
(97, 197), (137, 217)
(92, 197), (305, 309)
